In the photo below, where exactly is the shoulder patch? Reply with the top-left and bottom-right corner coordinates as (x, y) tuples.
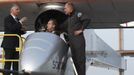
(77, 12), (82, 18)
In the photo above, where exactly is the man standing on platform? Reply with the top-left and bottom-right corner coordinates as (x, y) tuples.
(64, 2), (90, 75)
(1, 4), (27, 75)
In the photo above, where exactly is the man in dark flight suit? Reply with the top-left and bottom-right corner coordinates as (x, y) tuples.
(64, 2), (90, 75)
(1, 5), (27, 75)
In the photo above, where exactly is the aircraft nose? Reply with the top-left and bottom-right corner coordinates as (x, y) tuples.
(19, 32), (68, 74)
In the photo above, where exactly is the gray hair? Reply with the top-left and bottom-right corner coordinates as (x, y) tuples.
(10, 4), (20, 11)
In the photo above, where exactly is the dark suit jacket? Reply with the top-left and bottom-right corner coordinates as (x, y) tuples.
(1, 15), (26, 49)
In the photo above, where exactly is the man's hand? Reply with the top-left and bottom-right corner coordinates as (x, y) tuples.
(19, 17), (27, 23)
(21, 25), (26, 31)
(74, 29), (83, 36)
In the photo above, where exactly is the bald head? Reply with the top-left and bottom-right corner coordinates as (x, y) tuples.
(10, 4), (20, 16)
(64, 2), (74, 15)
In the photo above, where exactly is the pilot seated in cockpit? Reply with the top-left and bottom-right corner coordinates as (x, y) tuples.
(41, 18), (60, 36)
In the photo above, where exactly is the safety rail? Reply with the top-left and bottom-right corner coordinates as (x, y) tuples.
(0, 34), (24, 75)
(0, 34), (23, 52)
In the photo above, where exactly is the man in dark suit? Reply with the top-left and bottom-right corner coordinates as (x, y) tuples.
(64, 2), (90, 75)
(1, 4), (27, 75)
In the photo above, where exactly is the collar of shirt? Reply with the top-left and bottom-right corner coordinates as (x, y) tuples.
(46, 31), (55, 34)
(10, 14), (16, 20)
(52, 31), (55, 34)
(10, 14), (21, 23)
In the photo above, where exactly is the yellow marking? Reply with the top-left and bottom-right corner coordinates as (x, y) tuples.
(0, 34), (25, 75)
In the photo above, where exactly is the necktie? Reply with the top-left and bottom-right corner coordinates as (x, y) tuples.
(15, 17), (19, 22)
